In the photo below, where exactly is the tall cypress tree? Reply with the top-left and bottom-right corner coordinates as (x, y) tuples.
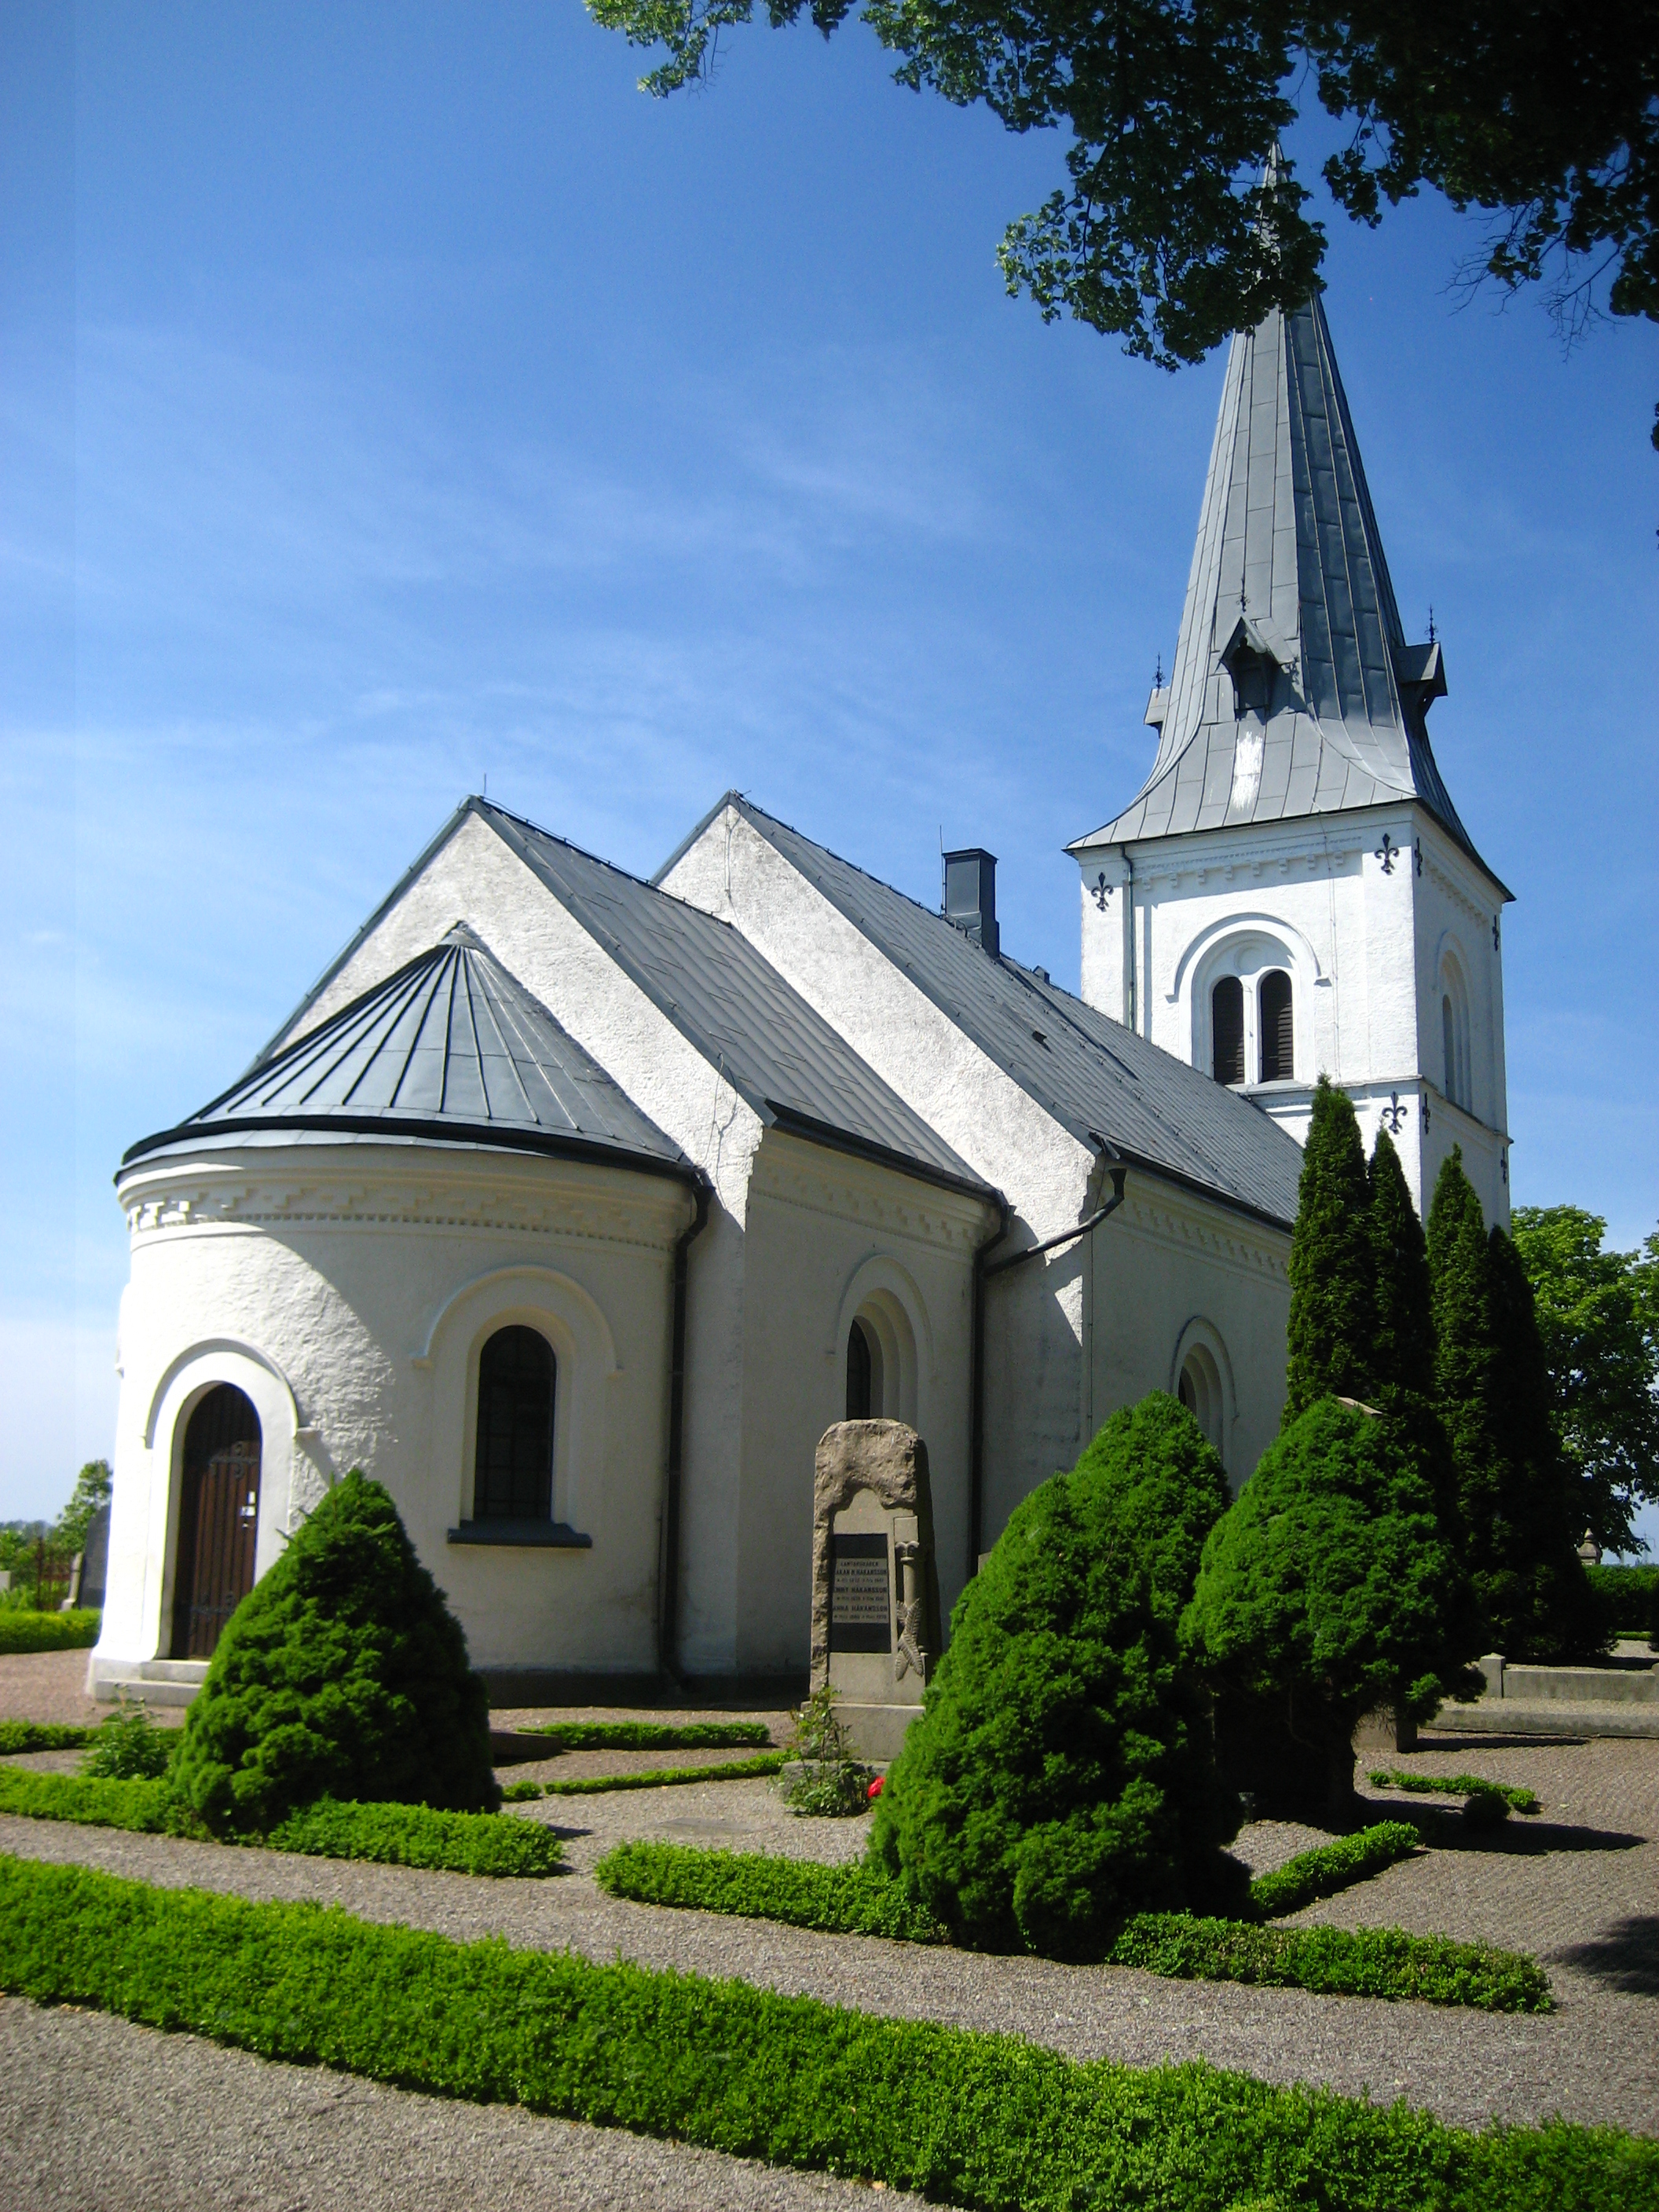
(1428, 1149), (1604, 1660)
(1369, 1125), (1436, 1401)
(1283, 1077), (1375, 1425)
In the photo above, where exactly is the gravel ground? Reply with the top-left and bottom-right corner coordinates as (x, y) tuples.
(0, 1650), (130, 1727)
(0, 1996), (928, 2212)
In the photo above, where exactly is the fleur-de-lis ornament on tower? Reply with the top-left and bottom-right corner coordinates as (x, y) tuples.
(1375, 832), (1401, 875)
(1092, 871), (1111, 913)
(1380, 1093), (1408, 1134)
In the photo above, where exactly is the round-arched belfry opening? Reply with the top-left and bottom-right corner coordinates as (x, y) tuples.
(171, 1382), (262, 1661)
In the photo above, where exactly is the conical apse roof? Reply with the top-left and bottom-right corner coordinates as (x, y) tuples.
(1072, 288), (1499, 886)
(123, 924), (692, 1175)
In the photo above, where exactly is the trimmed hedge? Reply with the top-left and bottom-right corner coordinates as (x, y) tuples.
(592, 1840), (1548, 2012)
(1583, 1563), (1659, 1635)
(1371, 1770), (1540, 1816)
(0, 1766), (561, 1876)
(0, 1610), (101, 1655)
(524, 1721), (772, 1752)
(1248, 1823), (1420, 1917)
(537, 1752), (786, 1796)
(2, 1854), (1638, 2210)
(595, 1841), (947, 1942)
(0, 1722), (96, 1755)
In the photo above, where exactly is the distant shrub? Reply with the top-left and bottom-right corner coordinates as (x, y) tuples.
(0, 1722), (95, 1755)
(523, 1720), (771, 1752)
(871, 1393), (1240, 1958)
(0, 1610), (101, 1655)
(169, 1469), (496, 1836)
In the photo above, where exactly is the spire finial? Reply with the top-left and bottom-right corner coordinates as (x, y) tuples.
(1427, 604), (1436, 644)
(1154, 654), (1164, 690)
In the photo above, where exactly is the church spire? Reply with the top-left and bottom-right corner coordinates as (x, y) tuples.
(1073, 282), (1493, 879)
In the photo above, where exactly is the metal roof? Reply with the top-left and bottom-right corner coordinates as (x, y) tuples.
(123, 924), (695, 1177)
(467, 802), (992, 1203)
(1071, 288), (1506, 894)
(666, 795), (1305, 1230)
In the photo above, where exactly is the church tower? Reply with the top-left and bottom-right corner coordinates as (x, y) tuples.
(1070, 284), (1511, 1225)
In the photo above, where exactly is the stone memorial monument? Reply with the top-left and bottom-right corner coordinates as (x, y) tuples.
(811, 1418), (941, 1760)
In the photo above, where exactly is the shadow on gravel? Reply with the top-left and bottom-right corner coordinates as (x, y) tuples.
(1365, 1804), (1645, 1855)
(1549, 1916), (1659, 1995)
(1416, 1732), (1590, 1752)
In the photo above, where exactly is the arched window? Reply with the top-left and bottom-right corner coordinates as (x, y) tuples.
(1175, 1343), (1226, 1460)
(1258, 969), (1293, 1082)
(172, 1383), (261, 1660)
(474, 1326), (555, 1521)
(1441, 995), (1457, 1105)
(1211, 975), (1244, 1086)
(845, 1318), (875, 1421)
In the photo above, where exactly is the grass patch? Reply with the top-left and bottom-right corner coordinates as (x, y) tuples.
(0, 1854), (1638, 2210)
(593, 1840), (1548, 2013)
(522, 1720), (772, 1752)
(0, 1610), (101, 1655)
(0, 1765), (561, 1876)
(1371, 1770), (1540, 1815)
(0, 1722), (97, 1756)
(523, 1752), (787, 1796)
(1247, 1823), (1420, 1917)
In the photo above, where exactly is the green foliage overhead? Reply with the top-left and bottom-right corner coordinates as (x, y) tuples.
(1284, 1078), (1375, 1423)
(169, 1469), (497, 1834)
(1187, 1398), (1477, 1818)
(870, 1393), (1241, 1957)
(1511, 1205), (1659, 1556)
(588, 0), (1659, 447)
(1368, 1125), (1436, 1403)
(7, 1856), (1625, 2210)
(56, 1459), (112, 1555)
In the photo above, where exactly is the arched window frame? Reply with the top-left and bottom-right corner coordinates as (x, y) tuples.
(473, 1324), (557, 1523)
(1438, 950), (1473, 1115)
(830, 1258), (931, 1434)
(1169, 1317), (1236, 1478)
(1184, 925), (1309, 1089)
(1211, 975), (1245, 1086)
(1258, 968), (1295, 1084)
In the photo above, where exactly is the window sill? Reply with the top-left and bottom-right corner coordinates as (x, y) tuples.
(445, 1520), (592, 1549)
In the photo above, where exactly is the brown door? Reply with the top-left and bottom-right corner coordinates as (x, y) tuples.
(171, 1385), (262, 1660)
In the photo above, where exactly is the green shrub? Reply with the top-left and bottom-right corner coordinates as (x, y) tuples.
(523, 1720), (771, 1751)
(595, 1841), (947, 1941)
(1583, 1564), (1659, 1636)
(169, 1469), (496, 1834)
(1370, 1768), (1539, 1816)
(1247, 1823), (1419, 1918)
(1188, 1399), (1479, 1823)
(872, 1393), (1241, 1958)
(543, 1752), (786, 1796)
(7, 1854), (1628, 2210)
(0, 1722), (95, 1755)
(0, 1610), (101, 1654)
(1283, 1078), (1378, 1422)
(0, 1765), (561, 1875)
(1107, 1915), (1551, 2013)
(81, 1705), (177, 1780)
(267, 1797), (563, 1877)
(501, 1778), (544, 1801)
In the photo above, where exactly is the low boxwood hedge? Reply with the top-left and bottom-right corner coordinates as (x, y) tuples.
(0, 1610), (101, 1655)
(0, 1766), (562, 1876)
(1247, 1823), (1420, 1916)
(1370, 1771), (1540, 1816)
(592, 1840), (1548, 2012)
(1, 1854), (1639, 2210)
(523, 1720), (772, 1752)
(540, 1751), (786, 1796)
(0, 1722), (97, 1755)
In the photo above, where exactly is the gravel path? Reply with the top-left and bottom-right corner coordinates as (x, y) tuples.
(0, 1995), (928, 2212)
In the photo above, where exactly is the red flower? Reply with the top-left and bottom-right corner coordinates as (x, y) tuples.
(867, 1774), (884, 1800)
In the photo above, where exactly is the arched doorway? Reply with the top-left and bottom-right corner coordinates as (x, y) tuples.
(171, 1384), (262, 1659)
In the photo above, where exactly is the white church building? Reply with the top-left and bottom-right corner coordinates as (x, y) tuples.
(91, 277), (1510, 1701)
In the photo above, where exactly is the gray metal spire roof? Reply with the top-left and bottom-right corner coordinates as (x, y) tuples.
(123, 924), (695, 1177)
(664, 793), (1305, 1230)
(1071, 288), (1503, 890)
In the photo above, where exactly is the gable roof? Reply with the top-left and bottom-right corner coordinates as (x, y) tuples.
(123, 924), (695, 1178)
(1071, 288), (1507, 895)
(661, 794), (1305, 1232)
(244, 799), (994, 1206)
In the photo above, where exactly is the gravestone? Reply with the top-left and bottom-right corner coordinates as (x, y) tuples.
(811, 1419), (940, 1761)
(75, 1504), (111, 1613)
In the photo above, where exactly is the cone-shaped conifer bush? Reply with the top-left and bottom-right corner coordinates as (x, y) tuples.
(868, 1393), (1240, 1959)
(1369, 1125), (1437, 1402)
(1283, 1078), (1375, 1424)
(1428, 1152), (1605, 1660)
(170, 1469), (497, 1833)
(1187, 1398), (1478, 1821)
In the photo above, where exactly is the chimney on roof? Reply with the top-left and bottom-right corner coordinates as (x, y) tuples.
(943, 848), (999, 957)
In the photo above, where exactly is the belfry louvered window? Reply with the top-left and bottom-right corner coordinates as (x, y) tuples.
(1258, 970), (1293, 1082)
(1211, 976), (1244, 1086)
(474, 1326), (555, 1521)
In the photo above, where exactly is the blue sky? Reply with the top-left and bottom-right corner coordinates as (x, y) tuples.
(3, 2), (1656, 1540)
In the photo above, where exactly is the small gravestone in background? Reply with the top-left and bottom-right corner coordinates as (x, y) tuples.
(73, 1504), (112, 1613)
(811, 1419), (940, 1760)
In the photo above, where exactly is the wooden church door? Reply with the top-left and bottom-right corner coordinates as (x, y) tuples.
(171, 1384), (262, 1660)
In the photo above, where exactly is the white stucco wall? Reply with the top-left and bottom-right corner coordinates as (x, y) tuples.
(94, 1141), (698, 1691)
(1074, 800), (1511, 1225)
